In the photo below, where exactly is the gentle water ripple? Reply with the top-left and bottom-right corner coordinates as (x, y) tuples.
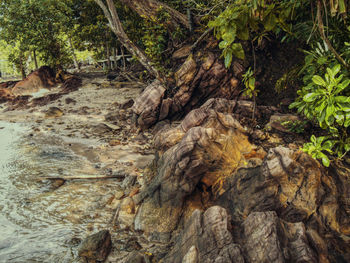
(0, 121), (118, 262)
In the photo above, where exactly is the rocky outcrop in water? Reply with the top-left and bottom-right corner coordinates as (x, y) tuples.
(78, 230), (112, 263)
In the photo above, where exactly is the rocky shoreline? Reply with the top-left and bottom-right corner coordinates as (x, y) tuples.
(0, 67), (349, 262)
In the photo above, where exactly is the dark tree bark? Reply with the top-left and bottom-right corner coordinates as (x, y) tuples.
(19, 52), (26, 79)
(94, 0), (163, 81)
(33, 50), (38, 70)
(120, 0), (190, 29)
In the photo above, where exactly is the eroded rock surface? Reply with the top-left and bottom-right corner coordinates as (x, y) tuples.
(12, 66), (57, 96)
(215, 146), (350, 261)
(164, 206), (244, 263)
(134, 99), (265, 235)
(131, 97), (350, 262)
(132, 52), (241, 129)
(164, 207), (317, 263)
(78, 230), (112, 263)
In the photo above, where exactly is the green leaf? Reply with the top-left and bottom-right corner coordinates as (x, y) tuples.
(231, 43), (245, 60)
(332, 64), (341, 76)
(335, 96), (350, 103)
(312, 75), (326, 86)
(303, 93), (319, 102)
(219, 40), (229, 49)
(319, 152), (330, 167)
(222, 31), (236, 44)
(344, 118), (350, 127)
(311, 135), (317, 143)
(264, 14), (277, 31)
(237, 26), (249, 41)
(224, 49), (233, 68)
(326, 104), (335, 124)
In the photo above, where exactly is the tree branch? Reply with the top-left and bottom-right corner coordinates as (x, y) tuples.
(317, 0), (348, 68)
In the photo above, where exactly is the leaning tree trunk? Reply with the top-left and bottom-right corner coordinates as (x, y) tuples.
(120, 0), (190, 30)
(94, 0), (163, 81)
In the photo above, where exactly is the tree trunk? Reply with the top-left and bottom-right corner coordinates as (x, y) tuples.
(106, 40), (111, 71)
(120, 0), (190, 30)
(94, 0), (163, 81)
(19, 53), (26, 79)
(113, 47), (118, 69)
(121, 46), (126, 71)
(68, 37), (80, 70)
(33, 50), (38, 70)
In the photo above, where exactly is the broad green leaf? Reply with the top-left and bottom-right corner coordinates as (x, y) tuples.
(312, 75), (326, 86)
(231, 43), (245, 60)
(335, 96), (350, 103)
(345, 143), (350, 152)
(311, 135), (317, 143)
(222, 32), (236, 45)
(326, 104), (335, 124)
(336, 79), (350, 93)
(224, 50), (233, 68)
(219, 40), (229, 49)
(345, 118), (350, 127)
(332, 64), (341, 76)
(303, 93), (318, 102)
(319, 153), (330, 167)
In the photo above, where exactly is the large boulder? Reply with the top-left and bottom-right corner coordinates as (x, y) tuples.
(132, 52), (241, 129)
(163, 207), (317, 263)
(78, 230), (112, 263)
(215, 146), (350, 261)
(12, 66), (57, 96)
(133, 99), (265, 235)
(164, 206), (244, 263)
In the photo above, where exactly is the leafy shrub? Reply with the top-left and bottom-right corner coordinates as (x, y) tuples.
(290, 64), (350, 166)
(208, 0), (300, 68)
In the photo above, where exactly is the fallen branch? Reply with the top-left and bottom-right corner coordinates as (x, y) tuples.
(38, 174), (121, 181)
(191, 28), (213, 52)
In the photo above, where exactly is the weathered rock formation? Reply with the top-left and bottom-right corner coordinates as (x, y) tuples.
(78, 230), (112, 263)
(132, 52), (243, 129)
(0, 67), (82, 108)
(12, 66), (57, 96)
(131, 97), (350, 262)
(133, 98), (265, 236)
(163, 207), (317, 263)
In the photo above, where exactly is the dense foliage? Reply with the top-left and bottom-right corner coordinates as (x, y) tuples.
(0, 0), (349, 165)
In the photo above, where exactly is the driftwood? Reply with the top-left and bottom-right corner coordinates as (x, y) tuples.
(38, 174), (120, 181)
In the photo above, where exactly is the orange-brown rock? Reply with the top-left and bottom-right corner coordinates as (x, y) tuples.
(12, 66), (57, 96)
(134, 102), (265, 234)
(215, 146), (350, 262)
(0, 88), (15, 103)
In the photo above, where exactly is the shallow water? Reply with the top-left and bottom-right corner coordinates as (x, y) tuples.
(0, 121), (118, 262)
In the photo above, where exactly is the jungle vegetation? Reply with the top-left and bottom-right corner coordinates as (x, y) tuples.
(0, 0), (349, 166)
